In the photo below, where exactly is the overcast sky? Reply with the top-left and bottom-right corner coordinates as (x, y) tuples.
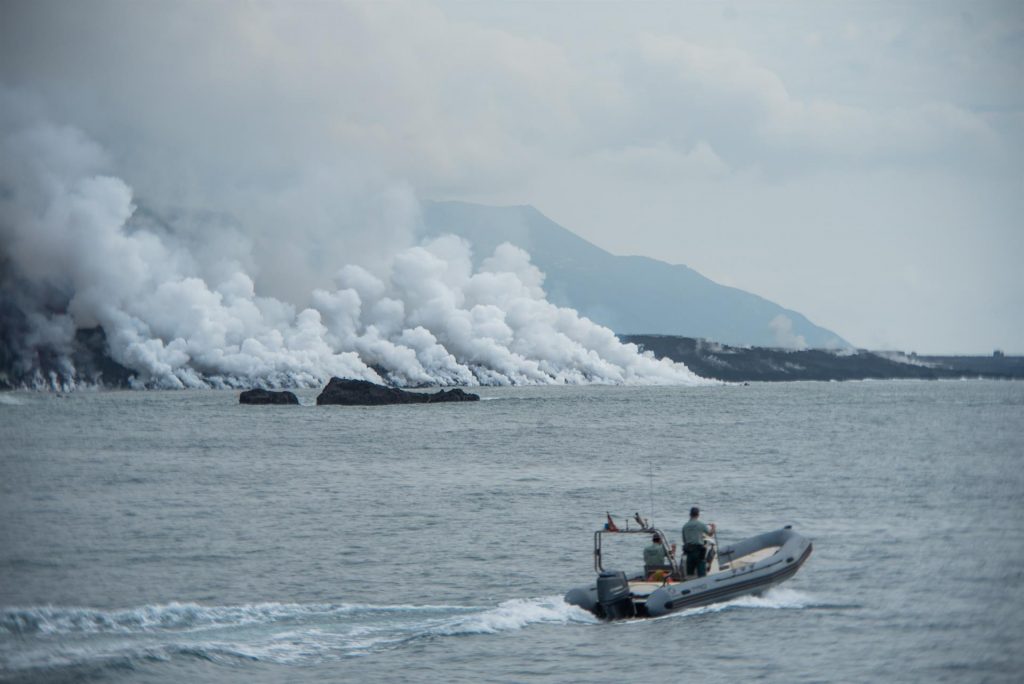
(2, 0), (1021, 354)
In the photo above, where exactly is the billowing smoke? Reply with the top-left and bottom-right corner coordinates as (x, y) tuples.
(0, 111), (707, 389)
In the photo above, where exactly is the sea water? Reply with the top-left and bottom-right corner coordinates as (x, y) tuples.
(1, 381), (1022, 683)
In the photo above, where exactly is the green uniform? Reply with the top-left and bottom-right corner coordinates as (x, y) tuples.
(682, 518), (711, 546)
(682, 518), (712, 577)
(644, 543), (668, 568)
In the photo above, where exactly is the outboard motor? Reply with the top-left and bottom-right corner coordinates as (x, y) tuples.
(597, 570), (635, 620)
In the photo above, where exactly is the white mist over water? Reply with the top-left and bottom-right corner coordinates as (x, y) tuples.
(0, 105), (707, 389)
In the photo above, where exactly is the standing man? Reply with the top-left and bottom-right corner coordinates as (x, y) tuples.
(681, 506), (716, 578)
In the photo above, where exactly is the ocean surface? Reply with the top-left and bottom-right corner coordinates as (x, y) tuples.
(1, 380), (1023, 683)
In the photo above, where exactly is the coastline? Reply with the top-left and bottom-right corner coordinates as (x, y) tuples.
(620, 334), (1024, 383)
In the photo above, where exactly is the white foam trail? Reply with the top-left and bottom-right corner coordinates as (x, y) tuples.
(0, 601), (468, 636)
(430, 596), (600, 636)
(321, 596), (599, 654)
(720, 586), (815, 610)
(0, 108), (710, 390)
(0, 598), (599, 672)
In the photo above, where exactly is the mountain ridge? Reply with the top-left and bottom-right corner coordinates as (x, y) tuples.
(420, 201), (848, 349)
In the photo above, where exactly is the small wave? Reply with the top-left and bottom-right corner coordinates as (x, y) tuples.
(1, 640), (175, 675)
(168, 630), (340, 666)
(0, 394), (24, 406)
(0, 628), (339, 673)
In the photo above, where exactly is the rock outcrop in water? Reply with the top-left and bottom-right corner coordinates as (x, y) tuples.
(239, 388), (299, 405)
(316, 377), (479, 405)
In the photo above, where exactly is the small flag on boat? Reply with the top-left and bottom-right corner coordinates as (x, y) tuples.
(605, 512), (619, 531)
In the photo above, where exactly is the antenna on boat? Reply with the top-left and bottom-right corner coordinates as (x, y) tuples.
(648, 461), (655, 522)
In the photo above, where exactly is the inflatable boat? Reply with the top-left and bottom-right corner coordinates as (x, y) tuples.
(564, 517), (812, 619)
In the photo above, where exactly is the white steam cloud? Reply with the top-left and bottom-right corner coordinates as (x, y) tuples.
(0, 110), (707, 389)
(769, 314), (808, 350)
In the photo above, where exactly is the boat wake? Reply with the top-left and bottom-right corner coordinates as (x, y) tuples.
(699, 586), (816, 611)
(636, 587), (820, 624)
(0, 597), (597, 675)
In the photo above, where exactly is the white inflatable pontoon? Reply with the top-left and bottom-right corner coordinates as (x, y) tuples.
(564, 517), (812, 619)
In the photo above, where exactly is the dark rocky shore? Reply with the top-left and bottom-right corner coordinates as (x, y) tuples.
(2, 323), (1020, 389)
(621, 334), (1024, 382)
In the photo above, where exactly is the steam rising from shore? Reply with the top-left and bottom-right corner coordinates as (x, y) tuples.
(0, 114), (706, 389)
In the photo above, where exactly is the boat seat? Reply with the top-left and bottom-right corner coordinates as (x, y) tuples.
(628, 580), (676, 597)
(729, 545), (781, 570)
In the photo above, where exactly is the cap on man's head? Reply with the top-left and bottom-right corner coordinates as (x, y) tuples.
(652, 534), (661, 543)
(690, 506), (700, 517)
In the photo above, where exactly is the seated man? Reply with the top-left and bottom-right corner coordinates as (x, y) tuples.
(643, 534), (673, 579)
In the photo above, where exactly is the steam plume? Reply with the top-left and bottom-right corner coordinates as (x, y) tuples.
(0, 113), (707, 389)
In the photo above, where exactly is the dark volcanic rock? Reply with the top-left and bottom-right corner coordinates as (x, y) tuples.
(316, 378), (479, 405)
(0, 319), (135, 389)
(239, 388), (299, 405)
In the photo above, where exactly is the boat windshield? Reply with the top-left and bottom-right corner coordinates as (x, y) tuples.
(593, 526), (679, 577)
